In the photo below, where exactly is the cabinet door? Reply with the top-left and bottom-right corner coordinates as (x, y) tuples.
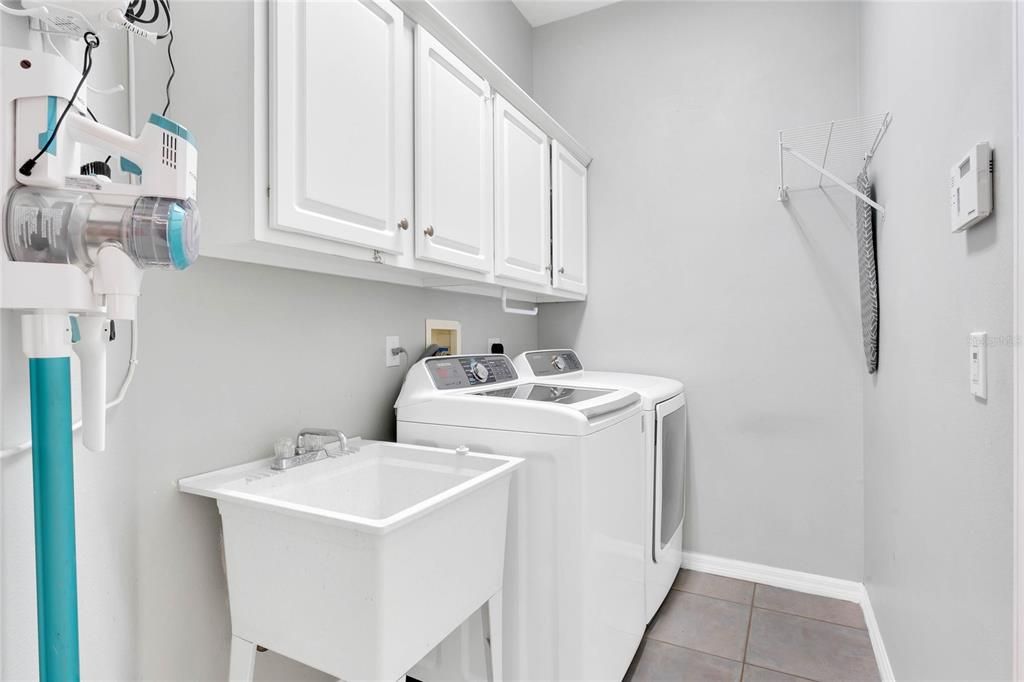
(414, 26), (493, 273)
(493, 95), (551, 286)
(552, 141), (588, 294)
(271, 0), (411, 254)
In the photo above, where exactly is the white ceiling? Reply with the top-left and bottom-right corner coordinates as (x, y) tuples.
(512, 0), (621, 27)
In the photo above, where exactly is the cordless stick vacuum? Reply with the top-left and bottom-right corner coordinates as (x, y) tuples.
(1, 29), (199, 680)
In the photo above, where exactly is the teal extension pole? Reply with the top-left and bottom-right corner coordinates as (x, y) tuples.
(28, 356), (81, 682)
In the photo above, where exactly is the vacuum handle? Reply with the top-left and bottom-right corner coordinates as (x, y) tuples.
(66, 112), (143, 162)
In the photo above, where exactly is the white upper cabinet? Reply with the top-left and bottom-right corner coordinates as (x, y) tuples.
(552, 141), (589, 295)
(414, 26), (494, 273)
(270, 0), (412, 254)
(181, 1), (590, 300)
(493, 95), (552, 287)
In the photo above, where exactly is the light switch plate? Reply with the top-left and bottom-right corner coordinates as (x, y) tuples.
(385, 336), (401, 368)
(970, 332), (987, 399)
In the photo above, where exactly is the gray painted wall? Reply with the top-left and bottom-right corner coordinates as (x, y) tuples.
(859, 3), (1014, 678)
(2, 2), (1018, 679)
(431, 0), (533, 93)
(532, 1), (866, 580)
(0, 3), (538, 680)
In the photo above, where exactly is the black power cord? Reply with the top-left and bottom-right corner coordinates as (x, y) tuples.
(126, 0), (172, 37)
(162, 23), (174, 116)
(19, 32), (100, 177)
(125, 0), (175, 116)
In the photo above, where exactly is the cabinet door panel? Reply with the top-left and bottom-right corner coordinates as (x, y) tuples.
(414, 26), (493, 273)
(272, 0), (410, 253)
(552, 141), (588, 295)
(494, 95), (551, 286)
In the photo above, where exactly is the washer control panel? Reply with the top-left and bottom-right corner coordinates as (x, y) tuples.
(426, 355), (518, 390)
(525, 350), (583, 377)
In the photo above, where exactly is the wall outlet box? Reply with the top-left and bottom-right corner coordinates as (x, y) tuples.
(970, 332), (987, 399)
(425, 320), (461, 355)
(385, 336), (401, 368)
(951, 142), (993, 232)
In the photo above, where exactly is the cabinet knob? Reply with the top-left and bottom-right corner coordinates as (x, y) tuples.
(424, 225), (435, 237)
(398, 218), (409, 230)
(559, 266), (565, 274)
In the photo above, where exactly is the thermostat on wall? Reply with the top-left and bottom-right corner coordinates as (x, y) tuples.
(950, 142), (993, 232)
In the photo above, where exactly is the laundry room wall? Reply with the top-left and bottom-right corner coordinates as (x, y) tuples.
(432, 0), (534, 94)
(859, 3), (1015, 678)
(0, 3), (538, 680)
(532, 1), (867, 581)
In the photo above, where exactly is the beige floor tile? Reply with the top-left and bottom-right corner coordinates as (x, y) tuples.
(648, 591), (751, 662)
(674, 570), (756, 605)
(746, 609), (880, 682)
(754, 585), (866, 629)
(627, 639), (742, 682)
(741, 664), (813, 682)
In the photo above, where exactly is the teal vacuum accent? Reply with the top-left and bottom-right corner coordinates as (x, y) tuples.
(147, 112), (198, 149)
(37, 96), (58, 156)
(119, 157), (142, 177)
(29, 357), (81, 682)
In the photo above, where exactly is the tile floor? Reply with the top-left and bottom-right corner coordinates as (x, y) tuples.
(626, 570), (880, 682)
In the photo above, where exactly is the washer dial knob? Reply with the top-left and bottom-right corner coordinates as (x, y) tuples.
(471, 361), (489, 382)
(551, 355), (567, 371)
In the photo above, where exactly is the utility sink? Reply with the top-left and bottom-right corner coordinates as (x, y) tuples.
(180, 440), (521, 681)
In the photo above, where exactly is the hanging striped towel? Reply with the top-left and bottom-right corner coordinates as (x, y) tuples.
(857, 171), (879, 374)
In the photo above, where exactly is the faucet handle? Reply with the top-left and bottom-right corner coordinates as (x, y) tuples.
(274, 437), (295, 459)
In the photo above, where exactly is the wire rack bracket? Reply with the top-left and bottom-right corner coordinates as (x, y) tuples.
(777, 112), (892, 213)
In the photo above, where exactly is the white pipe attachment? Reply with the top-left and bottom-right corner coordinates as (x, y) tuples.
(72, 316), (109, 452)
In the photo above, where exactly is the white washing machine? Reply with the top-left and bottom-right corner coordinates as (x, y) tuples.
(395, 354), (646, 681)
(513, 349), (686, 623)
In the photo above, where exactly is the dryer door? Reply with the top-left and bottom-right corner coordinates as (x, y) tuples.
(653, 393), (687, 561)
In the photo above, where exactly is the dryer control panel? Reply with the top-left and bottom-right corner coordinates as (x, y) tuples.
(426, 355), (518, 390)
(524, 350), (583, 377)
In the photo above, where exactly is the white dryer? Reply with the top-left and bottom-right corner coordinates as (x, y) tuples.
(513, 349), (686, 623)
(395, 354), (646, 682)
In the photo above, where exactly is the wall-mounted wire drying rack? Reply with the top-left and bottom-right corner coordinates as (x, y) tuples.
(777, 112), (892, 213)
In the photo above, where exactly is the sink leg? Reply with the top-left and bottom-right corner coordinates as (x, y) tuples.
(228, 635), (257, 682)
(482, 592), (503, 682)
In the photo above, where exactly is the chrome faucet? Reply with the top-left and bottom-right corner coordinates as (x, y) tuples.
(271, 427), (353, 470)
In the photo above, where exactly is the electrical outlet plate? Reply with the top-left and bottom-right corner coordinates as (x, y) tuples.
(385, 336), (401, 368)
(488, 337), (502, 350)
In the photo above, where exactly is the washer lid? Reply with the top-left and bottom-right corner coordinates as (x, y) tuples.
(512, 350), (684, 409)
(472, 383), (612, 404)
(395, 355), (642, 436)
(571, 371), (684, 406)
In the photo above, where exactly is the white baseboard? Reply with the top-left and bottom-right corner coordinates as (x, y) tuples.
(681, 551), (863, 602)
(859, 586), (896, 682)
(681, 551), (895, 681)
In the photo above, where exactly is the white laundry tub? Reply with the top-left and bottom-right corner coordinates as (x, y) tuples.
(179, 440), (521, 681)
